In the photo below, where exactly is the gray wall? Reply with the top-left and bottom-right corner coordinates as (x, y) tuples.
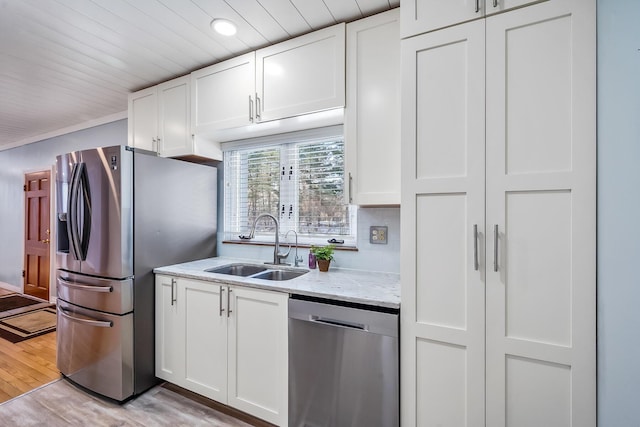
(597, 0), (640, 424)
(0, 120), (127, 290)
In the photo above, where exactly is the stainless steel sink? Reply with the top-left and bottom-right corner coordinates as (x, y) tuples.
(205, 263), (308, 281)
(252, 269), (308, 281)
(205, 264), (267, 277)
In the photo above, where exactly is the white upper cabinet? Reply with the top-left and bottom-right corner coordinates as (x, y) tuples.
(401, 0), (550, 37)
(157, 77), (192, 158)
(129, 76), (189, 155)
(345, 9), (400, 205)
(128, 76), (221, 160)
(191, 53), (256, 134)
(128, 86), (158, 152)
(255, 23), (345, 122)
(191, 23), (345, 140)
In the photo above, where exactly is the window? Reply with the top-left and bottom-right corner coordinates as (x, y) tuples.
(223, 127), (356, 245)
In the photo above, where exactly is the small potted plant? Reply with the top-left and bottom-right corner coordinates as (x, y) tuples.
(310, 244), (335, 272)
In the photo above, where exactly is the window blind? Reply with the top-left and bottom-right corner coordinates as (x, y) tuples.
(223, 129), (355, 244)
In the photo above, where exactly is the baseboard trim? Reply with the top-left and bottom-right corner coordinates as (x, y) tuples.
(161, 382), (276, 427)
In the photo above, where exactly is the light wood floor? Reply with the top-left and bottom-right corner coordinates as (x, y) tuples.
(0, 288), (267, 426)
(0, 287), (60, 403)
(1, 379), (253, 426)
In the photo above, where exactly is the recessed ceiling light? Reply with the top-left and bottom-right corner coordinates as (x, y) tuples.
(211, 18), (237, 36)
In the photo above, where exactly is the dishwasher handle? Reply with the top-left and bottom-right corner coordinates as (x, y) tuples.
(310, 315), (367, 331)
(289, 298), (399, 338)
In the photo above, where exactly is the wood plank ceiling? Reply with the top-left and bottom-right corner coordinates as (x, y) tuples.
(0, 0), (398, 150)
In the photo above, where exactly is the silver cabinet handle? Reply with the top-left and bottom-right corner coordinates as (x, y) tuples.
(170, 278), (177, 306)
(58, 277), (112, 293)
(475, 0), (480, 13)
(493, 224), (499, 272)
(59, 308), (113, 328)
(255, 93), (261, 121)
(219, 286), (225, 317)
(227, 288), (233, 317)
(348, 173), (353, 203)
(473, 224), (479, 271)
(249, 95), (254, 123)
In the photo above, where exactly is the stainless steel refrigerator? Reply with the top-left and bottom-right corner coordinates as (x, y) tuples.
(55, 145), (217, 401)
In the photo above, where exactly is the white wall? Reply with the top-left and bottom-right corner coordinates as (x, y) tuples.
(0, 120), (127, 291)
(597, 0), (640, 424)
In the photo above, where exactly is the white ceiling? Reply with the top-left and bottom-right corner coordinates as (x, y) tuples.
(0, 0), (398, 150)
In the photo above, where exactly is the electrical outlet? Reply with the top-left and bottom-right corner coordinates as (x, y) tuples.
(370, 226), (388, 244)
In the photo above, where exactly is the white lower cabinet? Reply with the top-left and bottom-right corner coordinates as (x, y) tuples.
(155, 275), (288, 426)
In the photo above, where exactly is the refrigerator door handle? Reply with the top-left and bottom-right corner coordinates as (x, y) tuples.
(67, 163), (82, 260)
(68, 162), (92, 261)
(58, 276), (113, 293)
(77, 163), (92, 260)
(59, 308), (113, 328)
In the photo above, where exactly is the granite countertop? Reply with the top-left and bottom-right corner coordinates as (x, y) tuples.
(154, 257), (400, 309)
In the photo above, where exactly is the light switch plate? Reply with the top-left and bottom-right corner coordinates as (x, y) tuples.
(370, 226), (388, 244)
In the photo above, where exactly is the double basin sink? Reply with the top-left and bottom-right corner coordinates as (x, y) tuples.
(205, 263), (308, 281)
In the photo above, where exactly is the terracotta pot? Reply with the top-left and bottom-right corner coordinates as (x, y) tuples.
(317, 259), (331, 272)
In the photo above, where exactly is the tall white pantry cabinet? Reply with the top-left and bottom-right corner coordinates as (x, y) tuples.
(400, 0), (596, 426)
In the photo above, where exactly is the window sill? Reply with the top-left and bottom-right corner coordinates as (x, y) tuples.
(222, 240), (358, 252)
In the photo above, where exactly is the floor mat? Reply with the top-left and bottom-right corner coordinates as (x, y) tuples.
(0, 294), (42, 312)
(0, 307), (56, 343)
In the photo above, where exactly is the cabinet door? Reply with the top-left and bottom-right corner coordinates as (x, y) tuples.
(345, 9), (401, 206)
(128, 86), (157, 152)
(227, 286), (288, 426)
(158, 76), (191, 158)
(191, 53), (256, 133)
(400, 20), (486, 427)
(182, 279), (228, 403)
(155, 275), (183, 383)
(401, 0), (484, 38)
(484, 1), (595, 426)
(255, 23), (345, 122)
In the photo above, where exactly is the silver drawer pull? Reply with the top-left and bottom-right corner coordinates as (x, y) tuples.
(473, 224), (479, 271)
(219, 286), (225, 317)
(59, 308), (113, 328)
(59, 277), (112, 293)
(493, 224), (499, 272)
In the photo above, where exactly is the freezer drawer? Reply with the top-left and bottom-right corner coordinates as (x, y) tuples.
(57, 270), (133, 314)
(57, 300), (134, 401)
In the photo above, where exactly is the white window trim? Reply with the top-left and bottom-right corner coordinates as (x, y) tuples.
(222, 125), (357, 247)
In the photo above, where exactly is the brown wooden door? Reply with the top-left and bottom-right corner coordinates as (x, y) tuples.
(24, 170), (51, 301)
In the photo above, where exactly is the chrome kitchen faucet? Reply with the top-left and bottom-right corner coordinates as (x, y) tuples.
(240, 213), (290, 265)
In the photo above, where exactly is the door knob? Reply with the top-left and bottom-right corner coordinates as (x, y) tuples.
(41, 239), (50, 244)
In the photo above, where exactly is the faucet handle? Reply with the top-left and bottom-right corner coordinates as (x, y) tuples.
(277, 244), (292, 259)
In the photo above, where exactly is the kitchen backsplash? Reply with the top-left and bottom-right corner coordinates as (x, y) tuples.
(217, 206), (401, 274)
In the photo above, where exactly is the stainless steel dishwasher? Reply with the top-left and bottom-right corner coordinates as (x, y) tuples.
(288, 296), (399, 427)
